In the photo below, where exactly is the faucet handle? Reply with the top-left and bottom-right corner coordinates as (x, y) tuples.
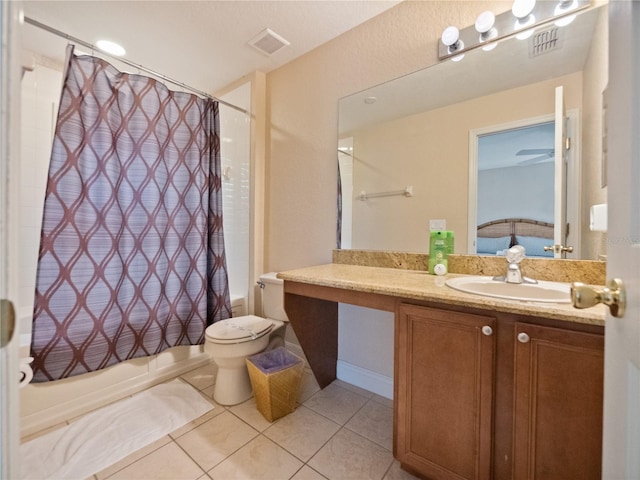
(505, 245), (526, 264)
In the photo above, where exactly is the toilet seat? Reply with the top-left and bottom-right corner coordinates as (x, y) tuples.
(206, 315), (274, 344)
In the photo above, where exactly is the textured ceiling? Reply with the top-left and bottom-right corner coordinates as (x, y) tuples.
(20, 1), (402, 95)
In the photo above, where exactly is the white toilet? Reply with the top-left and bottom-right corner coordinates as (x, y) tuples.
(204, 272), (288, 405)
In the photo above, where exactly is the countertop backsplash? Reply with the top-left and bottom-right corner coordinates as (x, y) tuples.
(333, 249), (606, 285)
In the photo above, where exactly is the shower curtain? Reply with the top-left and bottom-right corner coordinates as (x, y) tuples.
(30, 46), (231, 382)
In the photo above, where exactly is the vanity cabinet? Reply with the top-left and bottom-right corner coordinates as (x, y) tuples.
(395, 304), (496, 480)
(513, 322), (604, 480)
(395, 303), (604, 480)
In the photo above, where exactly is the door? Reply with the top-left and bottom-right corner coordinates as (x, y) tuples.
(468, 109), (577, 257)
(553, 86), (568, 258)
(0, 1), (22, 478)
(601, 3), (640, 478)
(395, 304), (495, 480)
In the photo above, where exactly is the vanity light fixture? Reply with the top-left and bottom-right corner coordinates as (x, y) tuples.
(475, 11), (499, 51)
(96, 39), (126, 57)
(437, 0), (589, 61)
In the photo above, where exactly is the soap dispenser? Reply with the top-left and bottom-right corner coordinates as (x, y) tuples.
(428, 231), (447, 275)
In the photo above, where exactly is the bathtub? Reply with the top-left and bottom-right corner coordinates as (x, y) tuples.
(19, 295), (247, 437)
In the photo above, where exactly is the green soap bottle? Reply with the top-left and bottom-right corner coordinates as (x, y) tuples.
(428, 231), (448, 275)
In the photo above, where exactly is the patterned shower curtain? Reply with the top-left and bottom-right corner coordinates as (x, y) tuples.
(31, 46), (231, 382)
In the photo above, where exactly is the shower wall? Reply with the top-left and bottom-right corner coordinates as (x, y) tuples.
(18, 60), (61, 342)
(219, 82), (251, 302)
(19, 57), (253, 436)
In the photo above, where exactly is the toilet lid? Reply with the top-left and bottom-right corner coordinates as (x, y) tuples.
(206, 315), (273, 343)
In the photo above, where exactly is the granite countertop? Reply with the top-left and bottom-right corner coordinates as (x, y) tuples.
(277, 263), (606, 327)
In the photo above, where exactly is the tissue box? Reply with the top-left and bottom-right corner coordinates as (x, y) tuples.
(590, 204), (607, 232)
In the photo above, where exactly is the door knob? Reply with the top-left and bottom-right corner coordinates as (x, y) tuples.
(482, 326), (493, 336)
(1, 299), (16, 348)
(571, 278), (626, 318)
(543, 245), (574, 254)
(517, 332), (530, 343)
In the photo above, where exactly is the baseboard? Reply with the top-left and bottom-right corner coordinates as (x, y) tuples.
(336, 360), (393, 399)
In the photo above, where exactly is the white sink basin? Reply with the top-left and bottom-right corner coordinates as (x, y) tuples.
(445, 276), (571, 303)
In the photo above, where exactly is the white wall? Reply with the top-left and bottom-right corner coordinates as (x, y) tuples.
(346, 73), (582, 254)
(266, 1), (515, 396)
(19, 61), (62, 338)
(477, 162), (554, 225)
(580, 6), (608, 260)
(219, 82), (251, 301)
(337, 304), (394, 398)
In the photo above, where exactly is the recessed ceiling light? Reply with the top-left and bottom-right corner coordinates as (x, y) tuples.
(96, 40), (126, 57)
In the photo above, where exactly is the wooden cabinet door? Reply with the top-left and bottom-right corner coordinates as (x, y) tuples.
(513, 322), (604, 480)
(396, 304), (496, 480)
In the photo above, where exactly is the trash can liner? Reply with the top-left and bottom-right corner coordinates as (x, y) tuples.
(248, 347), (302, 374)
(246, 347), (304, 422)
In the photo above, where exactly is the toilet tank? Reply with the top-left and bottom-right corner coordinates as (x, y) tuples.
(259, 272), (289, 322)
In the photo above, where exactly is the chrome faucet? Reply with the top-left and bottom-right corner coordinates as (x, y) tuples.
(493, 245), (538, 285)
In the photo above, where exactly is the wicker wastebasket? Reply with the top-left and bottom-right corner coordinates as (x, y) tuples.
(246, 347), (304, 422)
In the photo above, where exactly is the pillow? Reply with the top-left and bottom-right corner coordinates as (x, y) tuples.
(476, 236), (511, 255)
(515, 236), (554, 257)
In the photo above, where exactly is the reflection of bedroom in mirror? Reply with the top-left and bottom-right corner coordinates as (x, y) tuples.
(474, 120), (557, 258)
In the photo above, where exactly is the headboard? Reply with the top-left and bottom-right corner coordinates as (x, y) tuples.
(476, 218), (554, 256)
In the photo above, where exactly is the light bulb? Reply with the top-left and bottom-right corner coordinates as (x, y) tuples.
(514, 13), (535, 40)
(555, 0), (578, 15)
(512, 0), (536, 19)
(475, 11), (496, 34)
(96, 40), (126, 57)
(482, 42), (498, 52)
(441, 26), (460, 48)
(516, 28), (535, 40)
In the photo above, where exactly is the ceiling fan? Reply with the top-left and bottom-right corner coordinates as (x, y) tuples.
(516, 148), (555, 165)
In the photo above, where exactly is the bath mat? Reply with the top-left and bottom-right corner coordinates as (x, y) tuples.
(20, 379), (214, 480)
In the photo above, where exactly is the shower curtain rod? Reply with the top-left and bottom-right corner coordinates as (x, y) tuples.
(24, 16), (249, 115)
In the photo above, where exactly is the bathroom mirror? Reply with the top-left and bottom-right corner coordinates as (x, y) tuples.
(338, 4), (607, 260)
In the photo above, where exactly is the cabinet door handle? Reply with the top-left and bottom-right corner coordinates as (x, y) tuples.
(517, 332), (530, 343)
(482, 326), (493, 336)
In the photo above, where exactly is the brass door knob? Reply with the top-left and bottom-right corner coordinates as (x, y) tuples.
(0, 299), (16, 348)
(543, 245), (574, 254)
(571, 279), (626, 318)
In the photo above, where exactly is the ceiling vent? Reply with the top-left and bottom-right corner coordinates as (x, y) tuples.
(248, 28), (290, 56)
(529, 27), (563, 57)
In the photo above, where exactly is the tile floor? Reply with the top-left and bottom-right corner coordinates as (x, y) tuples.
(23, 361), (420, 480)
